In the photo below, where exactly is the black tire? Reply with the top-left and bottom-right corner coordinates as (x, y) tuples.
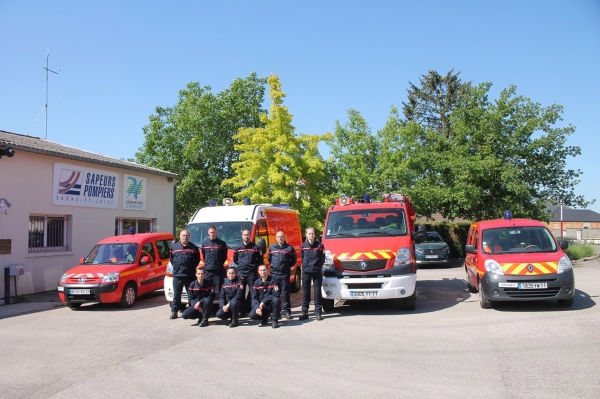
(466, 267), (477, 293)
(322, 298), (334, 312)
(558, 297), (574, 307)
(66, 302), (81, 310)
(119, 283), (137, 308)
(404, 292), (416, 310)
(478, 279), (493, 309)
(291, 267), (301, 293)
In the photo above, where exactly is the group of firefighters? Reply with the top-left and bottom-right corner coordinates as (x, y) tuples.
(169, 226), (325, 329)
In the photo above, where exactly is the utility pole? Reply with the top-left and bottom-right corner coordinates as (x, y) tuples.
(43, 50), (60, 139)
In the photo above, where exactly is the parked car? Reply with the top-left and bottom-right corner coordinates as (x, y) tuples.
(415, 231), (450, 266)
(58, 232), (174, 309)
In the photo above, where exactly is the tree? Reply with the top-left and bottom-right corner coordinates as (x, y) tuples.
(222, 74), (331, 231)
(402, 69), (471, 138)
(328, 109), (381, 198)
(135, 73), (267, 229)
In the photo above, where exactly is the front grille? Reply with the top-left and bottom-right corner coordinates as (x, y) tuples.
(340, 259), (387, 271)
(345, 283), (383, 289)
(505, 278), (557, 283)
(504, 287), (561, 298)
(419, 248), (445, 255)
(66, 277), (102, 284)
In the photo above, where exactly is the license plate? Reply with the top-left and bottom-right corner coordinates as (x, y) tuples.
(350, 291), (377, 297)
(70, 289), (90, 295)
(425, 255), (438, 259)
(499, 283), (518, 288)
(518, 283), (547, 290)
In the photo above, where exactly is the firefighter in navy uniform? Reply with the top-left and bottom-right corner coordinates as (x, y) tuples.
(169, 229), (200, 319)
(233, 229), (263, 316)
(216, 266), (244, 328)
(249, 264), (281, 329)
(182, 267), (215, 327)
(267, 231), (297, 320)
(201, 226), (228, 294)
(299, 227), (325, 321)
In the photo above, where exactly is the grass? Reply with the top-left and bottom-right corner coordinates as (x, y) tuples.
(564, 244), (596, 261)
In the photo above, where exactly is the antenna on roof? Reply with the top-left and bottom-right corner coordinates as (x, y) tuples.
(42, 49), (61, 139)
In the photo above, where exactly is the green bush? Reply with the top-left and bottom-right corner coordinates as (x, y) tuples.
(564, 244), (596, 261)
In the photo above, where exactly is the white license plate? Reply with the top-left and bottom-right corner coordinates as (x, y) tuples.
(350, 291), (377, 298)
(70, 289), (90, 295)
(499, 283), (518, 288)
(425, 255), (438, 259)
(518, 283), (548, 290)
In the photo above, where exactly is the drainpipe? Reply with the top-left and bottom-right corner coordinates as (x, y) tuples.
(560, 204), (563, 240)
(173, 179), (180, 237)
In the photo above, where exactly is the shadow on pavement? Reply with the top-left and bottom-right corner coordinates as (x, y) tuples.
(488, 288), (595, 312)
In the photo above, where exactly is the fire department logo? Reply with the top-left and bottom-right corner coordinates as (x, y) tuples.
(360, 261), (368, 270)
(78, 277), (87, 283)
(527, 264), (534, 272)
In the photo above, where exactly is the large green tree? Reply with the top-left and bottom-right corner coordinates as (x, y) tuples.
(135, 73), (267, 229)
(222, 74), (331, 231)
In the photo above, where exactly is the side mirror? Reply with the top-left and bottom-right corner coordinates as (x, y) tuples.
(257, 238), (267, 254)
(465, 244), (477, 254)
(140, 255), (151, 265)
(79, 257), (85, 265)
(560, 240), (569, 250)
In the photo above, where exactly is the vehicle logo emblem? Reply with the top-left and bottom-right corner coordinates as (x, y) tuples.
(527, 264), (534, 272)
(360, 261), (368, 270)
(78, 278), (87, 283)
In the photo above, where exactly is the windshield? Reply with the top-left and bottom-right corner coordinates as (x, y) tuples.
(84, 243), (138, 265)
(416, 232), (444, 244)
(481, 226), (558, 254)
(187, 222), (254, 247)
(324, 208), (408, 238)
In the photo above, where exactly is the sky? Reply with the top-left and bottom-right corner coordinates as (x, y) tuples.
(1, 0), (599, 212)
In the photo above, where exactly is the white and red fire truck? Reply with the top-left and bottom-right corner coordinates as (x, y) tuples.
(321, 193), (418, 310)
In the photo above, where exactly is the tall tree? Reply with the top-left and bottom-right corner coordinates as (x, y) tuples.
(328, 109), (381, 198)
(135, 73), (267, 229)
(222, 74), (331, 231)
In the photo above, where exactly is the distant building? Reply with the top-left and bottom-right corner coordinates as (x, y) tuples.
(547, 205), (600, 240)
(0, 130), (179, 298)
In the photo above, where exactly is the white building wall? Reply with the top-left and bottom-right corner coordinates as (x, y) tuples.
(0, 150), (176, 297)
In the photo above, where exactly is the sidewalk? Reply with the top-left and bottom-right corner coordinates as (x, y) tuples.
(0, 290), (64, 319)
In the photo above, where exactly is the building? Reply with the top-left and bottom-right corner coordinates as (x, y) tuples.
(0, 130), (179, 299)
(547, 205), (600, 240)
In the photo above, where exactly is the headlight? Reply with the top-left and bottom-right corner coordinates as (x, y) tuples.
(557, 256), (572, 274)
(394, 247), (411, 266)
(323, 250), (334, 269)
(101, 272), (120, 283)
(484, 259), (504, 275)
(166, 262), (173, 276)
(415, 248), (424, 254)
(60, 273), (68, 283)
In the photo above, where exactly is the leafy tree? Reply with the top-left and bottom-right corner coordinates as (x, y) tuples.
(222, 74), (331, 231)
(135, 73), (267, 229)
(328, 109), (381, 198)
(402, 69), (471, 138)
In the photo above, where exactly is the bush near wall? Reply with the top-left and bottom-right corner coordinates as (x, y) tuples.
(415, 222), (472, 258)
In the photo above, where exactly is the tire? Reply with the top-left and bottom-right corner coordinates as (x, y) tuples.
(322, 298), (334, 312)
(291, 267), (301, 293)
(66, 302), (81, 310)
(119, 283), (137, 308)
(466, 267), (477, 293)
(404, 292), (416, 310)
(558, 297), (574, 307)
(478, 279), (493, 309)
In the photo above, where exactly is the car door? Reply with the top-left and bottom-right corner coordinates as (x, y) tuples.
(138, 241), (159, 295)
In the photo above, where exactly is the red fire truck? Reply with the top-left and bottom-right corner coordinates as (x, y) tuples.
(321, 193), (418, 311)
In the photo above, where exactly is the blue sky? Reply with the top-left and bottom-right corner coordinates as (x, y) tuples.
(1, 1), (599, 212)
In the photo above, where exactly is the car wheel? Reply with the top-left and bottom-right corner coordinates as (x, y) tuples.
(291, 267), (301, 293)
(558, 297), (574, 307)
(322, 298), (334, 312)
(466, 267), (477, 293)
(404, 292), (416, 310)
(66, 302), (81, 310)
(119, 283), (137, 308)
(478, 279), (493, 309)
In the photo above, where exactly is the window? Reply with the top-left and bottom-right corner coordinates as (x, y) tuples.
(155, 239), (171, 260)
(141, 242), (156, 262)
(114, 218), (154, 235)
(28, 214), (70, 252)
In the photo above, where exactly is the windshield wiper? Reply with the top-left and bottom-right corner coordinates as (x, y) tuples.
(328, 233), (356, 238)
(357, 231), (392, 236)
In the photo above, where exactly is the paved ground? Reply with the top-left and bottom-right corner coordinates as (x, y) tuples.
(1, 258), (598, 398)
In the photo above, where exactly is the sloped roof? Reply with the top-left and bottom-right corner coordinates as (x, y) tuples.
(0, 129), (179, 179)
(547, 205), (600, 223)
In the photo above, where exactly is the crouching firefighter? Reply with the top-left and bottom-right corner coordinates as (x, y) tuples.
(182, 267), (215, 327)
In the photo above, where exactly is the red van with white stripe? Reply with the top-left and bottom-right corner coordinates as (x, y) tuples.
(58, 232), (175, 309)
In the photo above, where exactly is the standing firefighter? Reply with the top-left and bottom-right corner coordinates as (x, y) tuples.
(268, 231), (297, 320)
(169, 229), (200, 319)
(299, 227), (325, 321)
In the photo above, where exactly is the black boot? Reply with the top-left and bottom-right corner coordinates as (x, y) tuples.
(315, 312), (323, 321)
(299, 311), (309, 320)
(199, 318), (209, 327)
(229, 319), (239, 328)
(170, 311), (178, 320)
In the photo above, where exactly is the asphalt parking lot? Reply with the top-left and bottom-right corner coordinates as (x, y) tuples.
(1, 259), (599, 399)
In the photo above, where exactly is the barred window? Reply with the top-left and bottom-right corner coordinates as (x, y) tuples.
(29, 214), (70, 252)
(115, 218), (154, 235)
